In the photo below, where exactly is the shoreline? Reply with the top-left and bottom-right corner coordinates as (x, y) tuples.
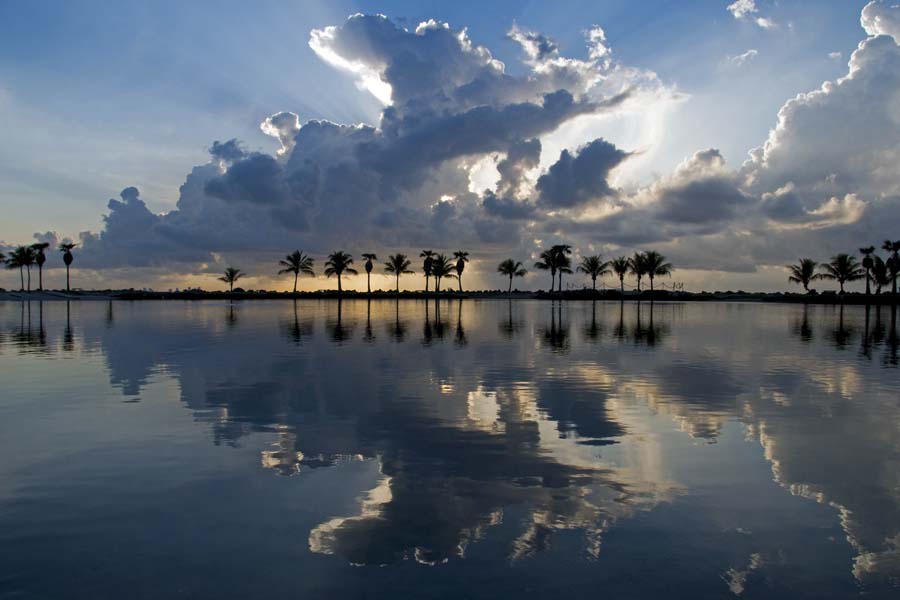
(1, 289), (897, 305)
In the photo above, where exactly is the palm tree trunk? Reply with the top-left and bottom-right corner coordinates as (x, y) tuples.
(338, 274), (342, 293)
(508, 275), (512, 293)
(66, 265), (70, 292)
(840, 281), (845, 294)
(367, 273), (371, 294)
(592, 277), (596, 292)
(458, 276), (462, 293)
(865, 269), (871, 295)
(26, 266), (31, 292)
(19, 267), (24, 291)
(293, 272), (298, 294)
(38, 266), (43, 291)
(396, 274), (400, 292)
(650, 276), (654, 291)
(425, 276), (429, 293)
(620, 277), (624, 292)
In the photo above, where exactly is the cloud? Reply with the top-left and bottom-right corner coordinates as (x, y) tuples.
(861, 1), (900, 42)
(727, 0), (778, 30)
(25, 4), (900, 290)
(727, 49), (758, 67)
(536, 138), (630, 208)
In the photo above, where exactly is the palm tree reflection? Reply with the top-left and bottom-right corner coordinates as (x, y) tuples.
(328, 298), (352, 343)
(388, 299), (407, 342)
(792, 305), (813, 343)
(283, 300), (313, 346)
(540, 301), (569, 353)
(363, 299), (376, 343)
(583, 301), (602, 342)
(498, 300), (523, 339)
(454, 300), (467, 347)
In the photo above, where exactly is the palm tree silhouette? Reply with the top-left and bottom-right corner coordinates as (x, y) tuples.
(430, 253), (456, 292)
(219, 267), (244, 292)
(871, 256), (891, 294)
(533, 249), (557, 292)
(883, 240), (900, 297)
(610, 256), (629, 292)
(643, 250), (673, 291)
(818, 253), (865, 293)
(552, 245), (572, 292)
(628, 252), (647, 292)
(58, 241), (76, 292)
(324, 251), (357, 293)
(860, 246), (876, 296)
(453, 251), (469, 292)
(787, 258), (820, 293)
(31, 242), (49, 291)
(278, 250), (315, 293)
(362, 253), (378, 293)
(20, 246), (35, 292)
(497, 259), (527, 293)
(384, 253), (414, 292)
(577, 255), (611, 291)
(420, 250), (435, 292)
(6, 247), (27, 291)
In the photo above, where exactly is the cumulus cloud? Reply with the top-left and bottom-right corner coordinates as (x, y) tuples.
(536, 138), (630, 208)
(30, 4), (900, 290)
(727, 0), (778, 29)
(861, 0), (900, 41)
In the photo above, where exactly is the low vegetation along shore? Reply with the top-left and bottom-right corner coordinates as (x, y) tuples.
(1, 241), (898, 304)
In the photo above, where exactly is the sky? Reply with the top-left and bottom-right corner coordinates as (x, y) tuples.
(0, 0), (897, 292)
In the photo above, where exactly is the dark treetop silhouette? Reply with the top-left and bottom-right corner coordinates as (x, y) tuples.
(383, 254), (414, 292)
(324, 251), (358, 293)
(278, 250), (315, 293)
(497, 259), (527, 293)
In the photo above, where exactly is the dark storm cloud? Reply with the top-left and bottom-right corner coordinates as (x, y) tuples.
(537, 138), (630, 208)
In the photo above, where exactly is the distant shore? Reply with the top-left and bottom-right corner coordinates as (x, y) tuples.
(1, 288), (897, 305)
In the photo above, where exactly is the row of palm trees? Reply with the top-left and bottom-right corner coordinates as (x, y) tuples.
(219, 249), (472, 293)
(529, 246), (673, 293)
(1, 242), (77, 292)
(787, 240), (900, 295)
(218, 247), (674, 294)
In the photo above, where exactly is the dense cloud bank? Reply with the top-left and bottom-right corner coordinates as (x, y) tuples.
(16, 2), (900, 288)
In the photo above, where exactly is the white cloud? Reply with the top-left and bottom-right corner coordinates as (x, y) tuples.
(727, 49), (759, 67)
(861, 0), (900, 42)
(727, 0), (778, 30)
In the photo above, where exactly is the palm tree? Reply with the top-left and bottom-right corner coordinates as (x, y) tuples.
(420, 250), (435, 292)
(453, 251), (470, 292)
(884, 240), (900, 297)
(860, 246), (876, 296)
(430, 253), (456, 292)
(629, 252), (647, 292)
(361, 253), (378, 293)
(818, 253), (865, 293)
(20, 246), (35, 292)
(384, 253), (414, 292)
(577, 255), (611, 291)
(610, 256), (629, 292)
(59, 242), (76, 292)
(31, 242), (50, 291)
(552, 245), (572, 292)
(643, 250), (673, 291)
(787, 258), (820, 293)
(6, 247), (26, 291)
(324, 251), (357, 293)
(218, 267), (244, 292)
(871, 256), (892, 294)
(533, 249), (557, 292)
(278, 250), (315, 293)
(497, 259), (527, 293)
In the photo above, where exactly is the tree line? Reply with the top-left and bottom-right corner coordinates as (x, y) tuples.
(218, 246), (674, 294)
(787, 241), (900, 296)
(1, 242), (77, 292)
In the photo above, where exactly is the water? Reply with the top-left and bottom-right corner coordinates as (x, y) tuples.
(0, 299), (898, 599)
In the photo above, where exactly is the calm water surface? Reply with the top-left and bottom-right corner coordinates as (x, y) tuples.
(1, 299), (898, 599)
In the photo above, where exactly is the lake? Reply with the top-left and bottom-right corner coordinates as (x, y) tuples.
(1, 299), (898, 599)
